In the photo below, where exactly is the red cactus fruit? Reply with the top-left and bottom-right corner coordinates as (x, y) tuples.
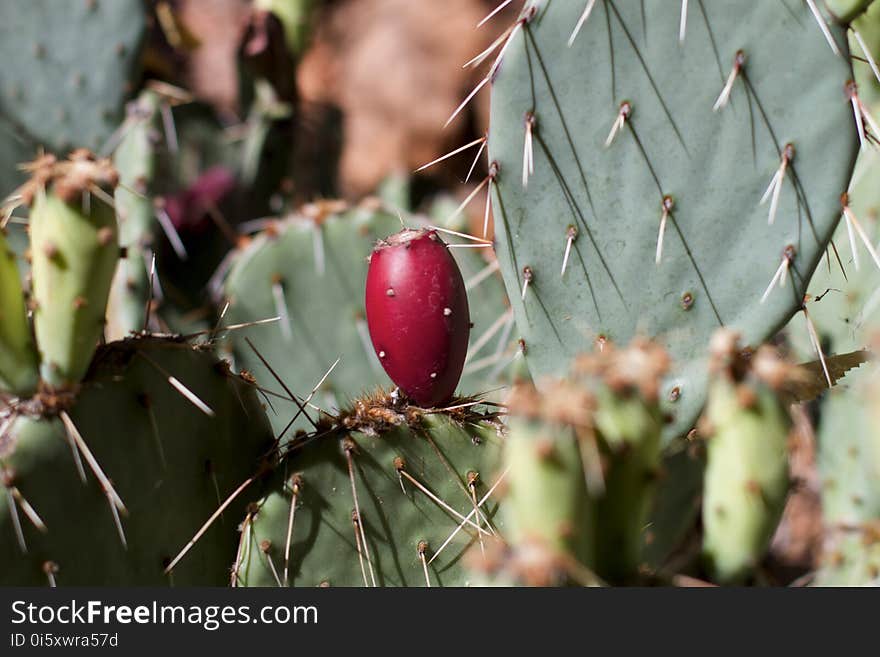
(365, 229), (471, 407)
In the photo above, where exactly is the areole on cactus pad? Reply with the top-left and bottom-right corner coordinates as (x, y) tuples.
(484, 0), (860, 439)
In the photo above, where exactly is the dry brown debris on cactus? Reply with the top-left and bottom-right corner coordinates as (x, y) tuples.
(573, 337), (670, 401)
(15, 150), (118, 206)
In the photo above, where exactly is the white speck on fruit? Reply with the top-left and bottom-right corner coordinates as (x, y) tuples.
(443, 307), (452, 316)
(379, 351), (386, 358)
(430, 372), (437, 379)
(386, 288), (395, 297)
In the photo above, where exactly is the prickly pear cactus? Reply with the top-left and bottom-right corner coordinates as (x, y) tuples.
(469, 339), (692, 586)
(814, 367), (880, 585)
(0, 0), (145, 156)
(486, 1), (859, 439)
(700, 330), (793, 583)
(235, 392), (504, 587)
(781, 36), (880, 584)
(814, 358), (880, 586)
(788, 115), (880, 357)
(0, 229), (39, 396)
(221, 202), (516, 436)
(23, 152), (120, 387)
(580, 341), (669, 582)
(500, 382), (596, 584)
(0, 337), (274, 586)
(107, 90), (164, 341)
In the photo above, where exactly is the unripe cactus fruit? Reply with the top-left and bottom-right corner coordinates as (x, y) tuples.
(365, 229), (470, 407)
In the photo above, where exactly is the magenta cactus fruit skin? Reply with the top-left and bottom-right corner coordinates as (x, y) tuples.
(165, 167), (237, 232)
(365, 229), (470, 407)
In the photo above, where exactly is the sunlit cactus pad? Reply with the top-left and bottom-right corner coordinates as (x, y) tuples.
(236, 393), (504, 587)
(488, 1), (859, 438)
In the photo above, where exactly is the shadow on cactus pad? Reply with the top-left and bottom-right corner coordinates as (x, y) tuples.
(0, 336), (273, 586)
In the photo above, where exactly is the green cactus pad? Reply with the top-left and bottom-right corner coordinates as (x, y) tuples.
(592, 380), (666, 581)
(640, 445), (704, 574)
(487, 1), (858, 440)
(26, 152), (120, 387)
(789, 109), (880, 359)
(813, 368), (880, 585)
(491, 342), (677, 585)
(852, 5), (880, 106)
(503, 412), (594, 572)
(785, 93), (880, 585)
(0, 229), (39, 395)
(236, 394), (503, 587)
(107, 91), (164, 342)
(221, 202), (516, 437)
(0, 0), (145, 157)
(701, 333), (792, 583)
(0, 116), (40, 206)
(0, 336), (274, 585)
